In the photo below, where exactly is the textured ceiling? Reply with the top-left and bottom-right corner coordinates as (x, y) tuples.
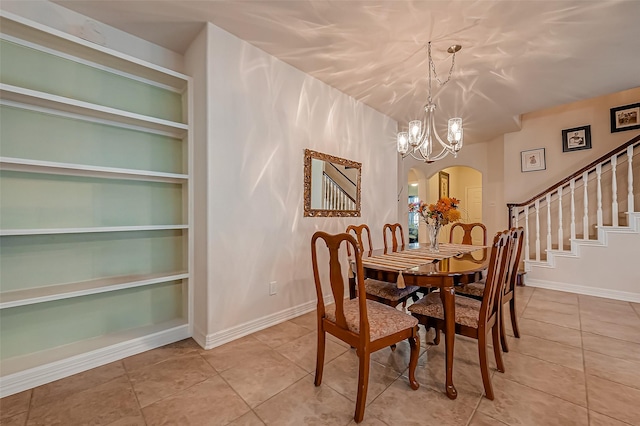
(53, 0), (640, 144)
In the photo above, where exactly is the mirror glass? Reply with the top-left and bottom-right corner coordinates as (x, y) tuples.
(304, 149), (361, 217)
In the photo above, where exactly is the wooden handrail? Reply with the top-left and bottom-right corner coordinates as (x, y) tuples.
(508, 134), (640, 210)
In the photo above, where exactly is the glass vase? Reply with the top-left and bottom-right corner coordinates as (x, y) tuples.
(427, 222), (442, 252)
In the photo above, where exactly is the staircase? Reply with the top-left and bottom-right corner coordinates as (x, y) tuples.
(508, 135), (640, 302)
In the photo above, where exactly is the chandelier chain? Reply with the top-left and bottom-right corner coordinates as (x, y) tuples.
(428, 42), (457, 88)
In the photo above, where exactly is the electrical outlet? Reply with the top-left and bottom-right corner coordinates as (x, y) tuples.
(269, 281), (277, 296)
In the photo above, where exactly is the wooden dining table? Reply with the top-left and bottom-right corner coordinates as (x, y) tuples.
(349, 243), (489, 400)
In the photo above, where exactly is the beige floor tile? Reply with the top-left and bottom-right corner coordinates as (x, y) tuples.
(468, 411), (508, 426)
(0, 412), (27, 426)
(588, 411), (632, 426)
(501, 351), (587, 406)
(322, 350), (401, 405)
(254, 375), (354, 426)
(200, 335), (272, 372)
(428, 335), (496, 369)
(128, 353), (216, 407)
(142, 375), (250, 425)
(276, 331), (348, 373)
(105, 415), (146, 426)
(346, 416), (389, 426)
(370, 328), (429, 375)
(220, 349), (307, 408)
(526, 298), (580, 315)
(0, 390), (31, 420)
(512, 317), (583, 348)
(123, 338), (201, 372)
(632, 302), (640, 317)
(478, 375), (588, 425)
(251, 321), (313, 349)
(522, 305), (582, 329)
(582, 332), (640, 364)
(505, 334), (584, 371)
(31, 361), (125, 407)
(26, 376), (140, 426)
(289, 311), (317, 331)
(580, 317), (640, 344)
(584, 350), (640, 390)
(227, 411), (265, 426)
(531, 288), (579, 305)
(367, 379), (480, 426)
(579, 295), (631, 307)
(587, 375), (640, 425)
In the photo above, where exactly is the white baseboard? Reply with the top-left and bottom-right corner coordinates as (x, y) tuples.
(202, 295), (334, 350)
(0, 324), (190, 398)
(526, 279), (640, 303)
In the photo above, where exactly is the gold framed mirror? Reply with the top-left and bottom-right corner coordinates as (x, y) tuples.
(304, 149), (361, 217)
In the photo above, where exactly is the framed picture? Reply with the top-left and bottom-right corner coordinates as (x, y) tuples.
(610, 103), (640, 133)
(562, 125), (592, 152)
(521, 148), (546, 172)
(438, 171), (449, 199)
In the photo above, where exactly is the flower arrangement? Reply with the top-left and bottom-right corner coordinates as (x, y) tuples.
(409, 197), (461, 226)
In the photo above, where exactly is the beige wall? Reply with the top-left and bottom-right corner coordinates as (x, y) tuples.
(504, 87), (640, 203)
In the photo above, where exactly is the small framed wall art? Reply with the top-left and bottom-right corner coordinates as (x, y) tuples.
(521, 148), (546, 172)
(610, 103), (640, 133)
(562, 125), (592, 152)
(438, 171), (450, 199)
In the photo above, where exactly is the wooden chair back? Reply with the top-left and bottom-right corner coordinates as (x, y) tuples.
(449, 222), (487, 245)
(311, 231), (370, 343)
(478, 231), (510, 329)
(346, 224), (372, 256)
(504, 227), (525, 297)
(383, 223), (405, 252)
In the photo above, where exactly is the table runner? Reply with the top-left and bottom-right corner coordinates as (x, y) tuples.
(360, 243), (483, 288)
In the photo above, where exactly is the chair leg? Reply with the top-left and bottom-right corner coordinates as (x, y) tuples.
(492, 323), (505, 373)
(433, 328), (440, 345)
(499, 304), (509, 353)
(408, 331), (420, 390)
(314, 328), (326, 386)
(478, 331), (494, 400)
(354, 350), (371, 423)
(510, 298), (520, 338)
(390, 344), (397, 352)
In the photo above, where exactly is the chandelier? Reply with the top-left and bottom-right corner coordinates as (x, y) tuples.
(397, 42), (463, 163)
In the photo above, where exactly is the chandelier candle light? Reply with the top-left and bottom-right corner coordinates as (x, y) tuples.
(397, 42), (463, 163)
(409, 197), (461, 251)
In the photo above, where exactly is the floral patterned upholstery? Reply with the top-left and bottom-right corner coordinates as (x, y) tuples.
(456, 282), (485, 298)
(325, 299), (418, 341)
(365, 279), (420, 302)
(408, 292), (481, 329)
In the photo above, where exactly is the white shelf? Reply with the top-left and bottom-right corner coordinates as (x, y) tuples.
(0, 225), (189, 236)
(0, 84), (188, 136)
(1, 157), (188, 183)
(0, 318), (188, 377)
(0, 272), (189, 309)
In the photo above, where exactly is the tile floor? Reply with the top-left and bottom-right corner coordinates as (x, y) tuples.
(2, 287), (640, 425)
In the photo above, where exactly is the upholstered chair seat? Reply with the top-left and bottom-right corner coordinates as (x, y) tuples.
(326, 298), (419, 341)
(455, 282), (486, 298)
(409, 292), (481, 329)
(364, 279), (421, 302)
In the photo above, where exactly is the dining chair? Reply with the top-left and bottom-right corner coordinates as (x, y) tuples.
(346, 224), (420, 308)
(383, 222), (405, 252)
(453, 227), (525, 352)
(449, 222), (487, 245)
(311, 231), (420, 423)
(408, 230), (511, 400)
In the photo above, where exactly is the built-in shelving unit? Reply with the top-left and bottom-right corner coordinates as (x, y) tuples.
(0, 11), (192, 396)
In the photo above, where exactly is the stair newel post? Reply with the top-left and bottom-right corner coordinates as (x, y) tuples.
(558, 187), (564, 251)
(546, 193), (552, 254)
(535, 199), (541, 262)
(515, 207), (519, 227)
(628, 145), (635, 213)
(596, 164), (603, 228)
(583, 171), (589, 239)
(570, 179), (576, 241)
(611, 155), (618, 227)
(524, 205), (530, 262)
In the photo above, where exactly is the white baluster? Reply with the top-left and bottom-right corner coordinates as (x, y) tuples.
(514, 207), (519, 228)
(596, 164), (603, 228)
(524, 205), (530, 262)
(546, 193), (552, 253)
(535, 199), (541, 262)
(611, 155), (618, 227)
(570, 180), (576, 241)
(628, 145), (635, 212)
(558, 187), (564, 251)
(583, 171), (589, 239)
